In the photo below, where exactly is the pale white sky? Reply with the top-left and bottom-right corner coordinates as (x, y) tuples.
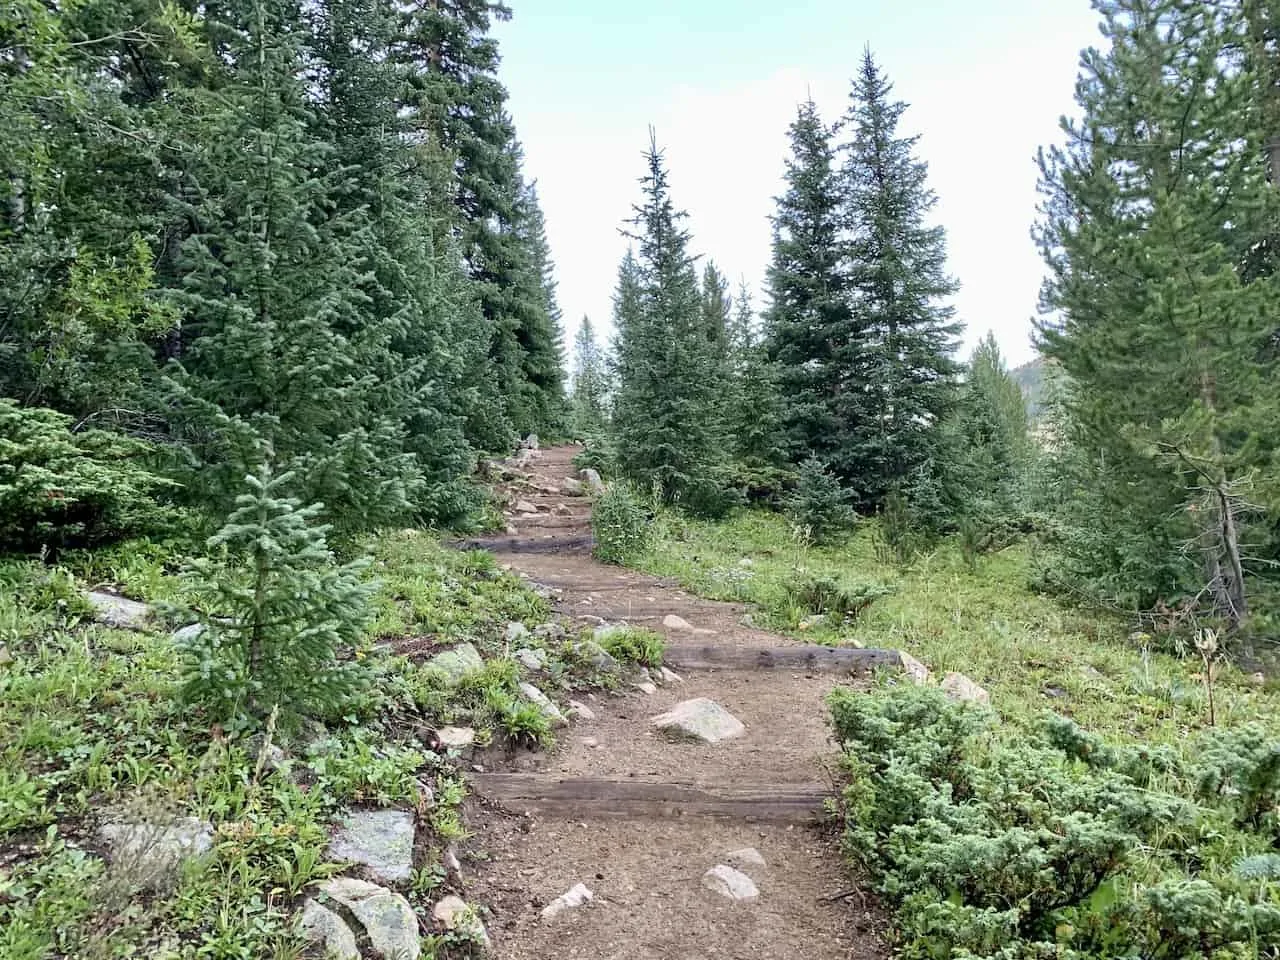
(495, 2), (1102, 368)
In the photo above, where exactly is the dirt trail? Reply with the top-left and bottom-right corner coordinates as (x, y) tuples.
(462, 445), (885, 960)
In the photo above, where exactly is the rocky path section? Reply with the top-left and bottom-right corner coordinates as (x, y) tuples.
(458, 444), (886, 960)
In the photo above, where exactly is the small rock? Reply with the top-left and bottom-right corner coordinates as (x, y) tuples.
(505, 621), (531, 643)
(443, 845), (463, 878)
(98, 817), (214, 890)
(897, 651), (931, 685)
(328, 809), (415, 885)
(661, 614), (695, 632)
(657, 667), (684, 685)
(520, 434), (540, 451)
(514, 499), (539, 514)
(428, 642), (484, 682)
(568, 700), (596, 721)
(702, 864), (759, 901)
(725, 847), (767, 870)
(323, 878), (421, 960)
(561, 477), (586, 496)
(0, 642), (12, 666)
(651, 698), (745, 744)
(554, 503), (573, 517)
(515, 647), (549, 672)
(433, 895), (490, 947)
(520, 682), (567, 725)
(172, 623), (205, 645)
(85, 591), (152, 630)
(300, 899), (360, 960)
(575, 638), (621, 672)
(578, 468), (606, 495)
(540, 882), (593, 920)
(434, 726), (476, 752)
(798, 614), (826, 631)
(940, 671), (990, 705)
(505, 524), (519, 536)
(738, 557), (754, 568)
(1249, 671), (1266, 687)
(1079, 664), (1106, 682)
(533, 622), (566, 641)
(633, 681), (658, 695)
(581, 737), (599, 749)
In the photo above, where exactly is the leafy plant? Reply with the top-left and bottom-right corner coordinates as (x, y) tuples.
(596, 627), (666, 668)
(592, 482), (651, 564)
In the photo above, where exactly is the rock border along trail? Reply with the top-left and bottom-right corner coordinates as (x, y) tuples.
(460, 445), (887, 960)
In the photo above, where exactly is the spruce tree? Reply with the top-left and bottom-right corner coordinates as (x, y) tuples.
(726, 281), (786, 492)
(839, 50), (961, 508)
(1035, 0), (1280, 625)
(512, 181), (568, 437)
(764, 98), (851, 467)
(611, 136), (729, 509)
(570, 316), (609, 439)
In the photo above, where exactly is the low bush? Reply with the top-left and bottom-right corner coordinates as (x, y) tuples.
(828, 684), (1280, 959)
(0, 399), (175, 553)
(596, 626), (666, 668)
(592, 482), (651, 564)
(785, 458), (855, 544)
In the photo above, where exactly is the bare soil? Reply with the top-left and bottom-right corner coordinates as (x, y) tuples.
(459, 446), (887, 960)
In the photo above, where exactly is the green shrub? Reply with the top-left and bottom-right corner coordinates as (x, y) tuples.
(596, 627), (666, 668)
(779, 572), (892, 622)
(0, 400), (174, 552)
(592, 483), (651, 564)
(828, 684), (1279, 958)
(784, 458), (855, 544)
(177, 467), (373, 730)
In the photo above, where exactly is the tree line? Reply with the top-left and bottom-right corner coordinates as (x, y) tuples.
(577, 8), (1280, 639)
(2, 0), (565, 540)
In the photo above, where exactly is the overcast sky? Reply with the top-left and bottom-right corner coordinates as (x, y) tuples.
(493, 1), (1102, 368)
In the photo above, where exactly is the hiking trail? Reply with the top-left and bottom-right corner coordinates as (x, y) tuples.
(459, 444), (887, 960)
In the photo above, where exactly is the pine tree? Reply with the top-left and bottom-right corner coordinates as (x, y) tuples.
(178, 466), (373, 726)
(611, 135), (729, 510)
(1035, 0), (1280, 625)
(726, 281), (786, 491)
(839, 49), (961, 508)
(764, 98), (851, 467)
(570, 316), (609, 439)
(512, 181), (568, 437)
(165, 0), (418, 533)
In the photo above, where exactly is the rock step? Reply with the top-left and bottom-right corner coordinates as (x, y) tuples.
(451, 533), (594, 554)
(469, 774), (831, 823)
(509, 515), (593, 529)
(662, 643), (902, 675)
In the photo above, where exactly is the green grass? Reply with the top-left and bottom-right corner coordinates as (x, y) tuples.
(634, 508), (1280, 741)
(0, 529), (591, 959)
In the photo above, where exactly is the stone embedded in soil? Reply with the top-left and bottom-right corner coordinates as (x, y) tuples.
(574, 638), (621, 672)
(657, 666), (684, 685)
(897, 650), (931, 684)
(322, 878), (421, 960)
(725, 847), (767, 870)
(85, 591), (153, 630)
(505, 621), (531, 643)
(578, 468), (606, 495)
(171, 623), (205, 645)
(651, 697), (745, 744)
(434, 726), (476, 752)
(300, 899), (360, 960)
(561, 477), (586, 496)
(433, 895), (491, 947)
(521, 433), (540, 450)
(568, 700), (596, 721)
(428, 642), (484, 682)
(98, 816), (214, 890)
(633, 680), (658, 695)
(540, 882), (594, 920)
(702, 864), (760, 901)
(515, 647), (549, 672)
(520, 681), (568, 725)
(940, 671), (990, 705)
(661, 614), (695, 632)
(514, 499), (539, 514)
(328, 809), (415, 885)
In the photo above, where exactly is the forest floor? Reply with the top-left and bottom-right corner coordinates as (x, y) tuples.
(460, 445), (887, 960)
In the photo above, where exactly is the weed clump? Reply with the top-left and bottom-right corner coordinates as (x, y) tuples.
(592, 483), (651, 565)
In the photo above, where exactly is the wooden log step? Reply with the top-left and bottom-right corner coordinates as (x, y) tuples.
(662, 643), (901, 675)
(470, 774), (833, 823)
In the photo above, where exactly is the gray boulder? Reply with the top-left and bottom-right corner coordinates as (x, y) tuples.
(321, 878), (420, 960)
(328, 809), (415, 885)
(578, 468), (606, 495)
(85, 591), (152, 630)
(98, 816), (213, 890)
(504, 621), (531, 644)
(299, 899), (360, 960)
(651, 698), (745, 744)
(427, 643), (484, 682)
(702, 864), (759, 901)
(575, 638), (621, 672)
(940, 671), (990, 705)
(433, 895), (490, 947)
(515, 647), (549, 672)
(519, 682), (567, 726)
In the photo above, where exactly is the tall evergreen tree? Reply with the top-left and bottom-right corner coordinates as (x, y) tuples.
(1035, 0), (1280, 626)
(726, 281), (785, 492)
(513, 181), (568, 436)
(764, 98), (850, 467)
(570, 316), (608, 439)
(839, 49), (961, 508)
(611, 136), (728, 508)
